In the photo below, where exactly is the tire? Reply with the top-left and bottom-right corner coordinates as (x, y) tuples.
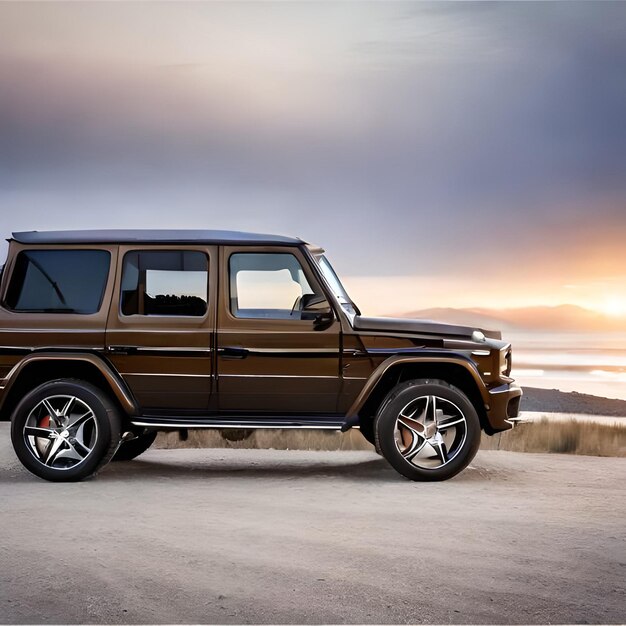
(112, 429), (157, 461)
(374, 379), (481, 482)
(358, 418), (376, 446)
(10, 379), (121, 482)
(358, 418), (383, 455)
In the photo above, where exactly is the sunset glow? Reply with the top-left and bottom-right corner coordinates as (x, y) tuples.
(340, 274), (626, 321)
(600, 295), (626, 317)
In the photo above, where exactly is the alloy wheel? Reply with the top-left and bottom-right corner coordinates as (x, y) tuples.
(394, 395), (468, 469)
(22, 395), (99, 470)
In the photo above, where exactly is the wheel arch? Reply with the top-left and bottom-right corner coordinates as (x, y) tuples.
(0, 352), (137, 421)
(349, 356), (490, 431)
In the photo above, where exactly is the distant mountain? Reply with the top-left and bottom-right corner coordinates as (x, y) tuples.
(393, 304), (626, 333)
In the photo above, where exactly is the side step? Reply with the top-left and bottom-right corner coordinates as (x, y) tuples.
(131, 414), (348, 430)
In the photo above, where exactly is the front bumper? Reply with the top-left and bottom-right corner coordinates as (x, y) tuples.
(484, 382), (523, 433)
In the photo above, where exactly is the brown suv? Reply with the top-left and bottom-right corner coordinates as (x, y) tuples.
(0, 229), (521, 482)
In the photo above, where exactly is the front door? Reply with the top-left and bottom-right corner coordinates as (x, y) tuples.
(105, 245), (216, 411)
(217, 246), (341, 414)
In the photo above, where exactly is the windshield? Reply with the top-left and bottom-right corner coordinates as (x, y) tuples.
(315, 255), (359, 318)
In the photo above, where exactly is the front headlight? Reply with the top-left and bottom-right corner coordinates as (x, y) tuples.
(472, 330), (486, 343)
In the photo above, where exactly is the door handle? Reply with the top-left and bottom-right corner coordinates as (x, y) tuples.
(108, 345), (137, 355)
(217, 347), (249, 359)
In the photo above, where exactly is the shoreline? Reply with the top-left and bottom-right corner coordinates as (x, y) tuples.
(520, 387), (626, 418)
(520, 386), (626, 417)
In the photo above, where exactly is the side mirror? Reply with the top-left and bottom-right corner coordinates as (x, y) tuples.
(301, 293), (334, 328)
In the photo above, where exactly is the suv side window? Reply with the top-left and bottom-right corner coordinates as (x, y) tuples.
(5, 249), (110, 314)
(121, 250), (208, 317)
(229, 252), (320, 319)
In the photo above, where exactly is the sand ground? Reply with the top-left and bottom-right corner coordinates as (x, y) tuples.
(1, 423), (624, 625)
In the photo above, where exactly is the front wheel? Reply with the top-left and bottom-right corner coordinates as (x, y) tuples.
(11, 379), (121, 482)
(374, 379), (481, 482)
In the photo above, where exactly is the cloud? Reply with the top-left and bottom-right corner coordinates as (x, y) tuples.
(0, 1), (625, 290)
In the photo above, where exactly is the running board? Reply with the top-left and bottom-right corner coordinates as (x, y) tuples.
(131, 415), (348, 430)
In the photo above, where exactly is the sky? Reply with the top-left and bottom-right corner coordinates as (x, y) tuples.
(1, 1), (625, 317)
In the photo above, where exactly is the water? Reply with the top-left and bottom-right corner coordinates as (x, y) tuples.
(506, 332), (626, 400)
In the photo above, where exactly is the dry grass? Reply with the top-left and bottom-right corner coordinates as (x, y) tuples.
(481, 418), (626, 457)
(155, 428), (372, 451)
(155, 419), (626, 457)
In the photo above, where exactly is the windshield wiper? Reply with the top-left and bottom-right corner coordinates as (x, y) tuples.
(27, 255), (68, 306)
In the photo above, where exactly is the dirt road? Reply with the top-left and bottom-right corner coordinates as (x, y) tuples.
(0, 424), (624, 624)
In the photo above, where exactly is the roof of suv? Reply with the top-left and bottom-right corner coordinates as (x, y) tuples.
(11, 229), (304, 246)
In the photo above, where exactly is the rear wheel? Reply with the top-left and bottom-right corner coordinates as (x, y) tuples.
(112, 429), (158, 461)
(10, 379), (121, 482)
(375, 379), (481, 481)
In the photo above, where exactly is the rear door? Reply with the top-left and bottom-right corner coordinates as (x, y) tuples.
(217, 246), (342, 414)
(105, 245), (216, 411)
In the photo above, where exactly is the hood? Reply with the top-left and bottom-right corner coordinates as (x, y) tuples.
(352, 316), (502, 340)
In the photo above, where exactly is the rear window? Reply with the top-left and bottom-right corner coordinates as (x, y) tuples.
(5, 250), (110, 314)
(120, 250), (208, 317)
